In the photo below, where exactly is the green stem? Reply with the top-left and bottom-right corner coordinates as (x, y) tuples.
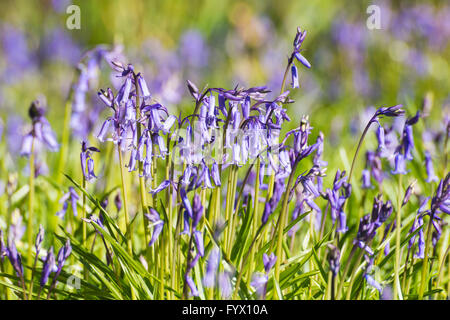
(82, 175), (88, 281)
(343, 119), (374, 216)
(345, 247), (365, 299)
(247, 158), (261, 281)
(418, 211), (435, 299)
(26, 137), (36, 281)
(133, 74), (151, 267)
(117, 146), (133, 255)
(273, 154), (301, 288)
(393, 174), (403, 300)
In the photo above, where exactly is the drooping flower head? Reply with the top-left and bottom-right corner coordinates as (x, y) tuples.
(20, 100), (59, 157)
(80, 140), (100, 182)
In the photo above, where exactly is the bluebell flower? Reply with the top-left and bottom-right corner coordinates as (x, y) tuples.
(20, 100), (59, 157)
(150, 179), (171, 195)
(0, 229), (6, 264)
(193, 230), (204, 257)
(361, 169), (372, 189)
(323, 170), (351, 233)
(80, 140), (100, 181)
(391, 153), (408, 175)
(7, 237), (23, 278)
(203, 247), (220, 288)
(56, 187), (80, 219)
(251, 272), (269, 298)
(185, 275), (199, 297)
(376, 123), (386, 152)
(40, 247), (55, 288)
(365, 274), (382, 293)
(145, 207), (164, 246)
(291, 65), (299, 88)
(326, 244), (340, 277)
(424, 151), (438, 183)
(263, 253), (277, 273)
(136, 73), (151, 99)
(218, 272), (232, 298)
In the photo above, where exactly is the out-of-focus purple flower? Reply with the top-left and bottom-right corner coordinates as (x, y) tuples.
(56, 187), (80, 219)
(391, 153), (408, 175)
(365, 151), (384, 185)
(251, 272), (268, 298)
(1, 24), (37, 83)
(20, 101), (59, 157)
(40, 28), (81, 65)
(262, 179), (285, 225)
(365, 274), (382, 293)
(401, 111), (420, 161)
(20, 134), (34, 157)
(262, 253), (277, 274)
(203, 247), (220, 288)
(361, 169), (372, 189)
(194, 230), (204, 257)
(145, 207), (164, 246)
(192, 194), (203, 230)
(376, 124), (386, 152)
(185, 275), (199, 297)
(114, 193), (122, 212)
(218, 272), (232, 298)
(424, 151), (438, 183)
(0, 229), (6, 263)
(10, 211), (25, 241)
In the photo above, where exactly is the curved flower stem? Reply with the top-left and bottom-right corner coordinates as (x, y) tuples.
(343, 118), (374, 217)
(393, 174), (403, 300)
(26, 137), (36, 282)
(266, 55), (294, 201)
